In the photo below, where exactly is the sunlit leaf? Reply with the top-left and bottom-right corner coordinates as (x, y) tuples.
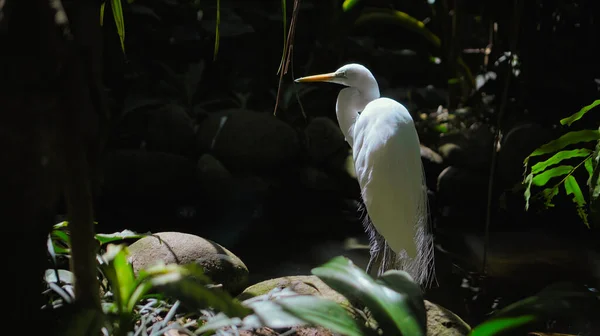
(111, 0), (126, 53)
(564, 175), (588, 226)
(585, 156), (594, 182)
(469, 315), (535, 336)
(559, 99), (600, 127)
(564, 175), (586, 207)
(312, 256), (425, 336)
(100, 2), (105, 25)
(45, 269), (74, 285)
(214, 0), (221, 60)
(112, 246), (136, 310)
(531, 165), (573, 186)
(246, 300), (306, 329)
(342, 0), (362, 12)
(530, 149), (591, 175)
(278, 295), (363, 336)
(95, 230), (148, 245)
(525, 130), (600, 162)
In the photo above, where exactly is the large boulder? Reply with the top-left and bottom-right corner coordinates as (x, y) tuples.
(196, 109), (301, 173)
(127, 232), (249, 294)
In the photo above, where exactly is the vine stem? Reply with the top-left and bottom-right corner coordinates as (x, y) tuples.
(274, 0), (301, 116)
(482, 0), (523, 275)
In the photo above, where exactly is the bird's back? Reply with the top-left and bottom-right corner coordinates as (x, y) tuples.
(352, 97), (426, 259)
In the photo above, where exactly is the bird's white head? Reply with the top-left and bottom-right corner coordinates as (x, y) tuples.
(295, 63), (379, 95)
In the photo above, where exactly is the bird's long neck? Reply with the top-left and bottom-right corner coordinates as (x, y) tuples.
(335, 84), (380, 148)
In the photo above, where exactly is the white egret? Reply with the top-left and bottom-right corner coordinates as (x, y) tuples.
(295, 64), (435, 287)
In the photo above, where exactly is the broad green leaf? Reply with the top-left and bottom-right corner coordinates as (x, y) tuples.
(564, 175), (588, 226)
(377, 270), (426, 333)
(144, 263), (251, 318)
(525, 130), (600, 161)
(531, 165), (573, 186)
(278, 295), (363, 336)
(342, 0), (362, 12)
(312, 256), (424, 336)
(564, 175), (586, 207)
(214, 0), (221, 60)
(560, 99), (600, 126)
(530, 149), (591, 174)
(112, 246), (136, 311)
(469, 315), (535, 336)
(95, 230), (148, 244)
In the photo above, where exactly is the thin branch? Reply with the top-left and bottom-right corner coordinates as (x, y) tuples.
(274, 0), (300, 116)
(482, 0), (523, 275)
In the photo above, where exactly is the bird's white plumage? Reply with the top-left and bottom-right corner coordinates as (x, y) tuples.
(295, 63), (435, 287)
(352, 98), (422, 257)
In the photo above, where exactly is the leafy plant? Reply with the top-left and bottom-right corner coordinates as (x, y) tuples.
(523, 99), (600, 227)
(470, 282), (600, 336)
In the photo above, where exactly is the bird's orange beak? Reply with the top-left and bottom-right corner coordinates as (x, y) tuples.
(294, 72), (337, 83)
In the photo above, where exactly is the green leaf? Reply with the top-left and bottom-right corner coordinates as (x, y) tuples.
(278, 295), (363, 336)
(585, 156), (594, 182)
(560, 99), (600, 126)
(564, 175), (588, 226)
(377, 270), (426, 333)
(342, 0), (362, 12)
(530, 149), (592, 174)
(525, 130), (600, 161)
(531, 165), (573, 186)
(471, 283), (599, 336)
(100, 244), (136, 313)
(564, 175), (586, 207)
(312, 256), (424, 336)
(469, 315), (535, 336)
(111, 0), (126, 53)
(143, 263), (251, 318)
(100, 2), (105, 25)
(541, 187), (559, 208)
(53, 221), (69, 229)
(213, 0), (221, 60)
(95, 230), (148, 245)
(112, 246), (136, 311)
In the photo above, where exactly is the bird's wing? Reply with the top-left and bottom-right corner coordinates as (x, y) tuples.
(352, 98), (426, 258)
